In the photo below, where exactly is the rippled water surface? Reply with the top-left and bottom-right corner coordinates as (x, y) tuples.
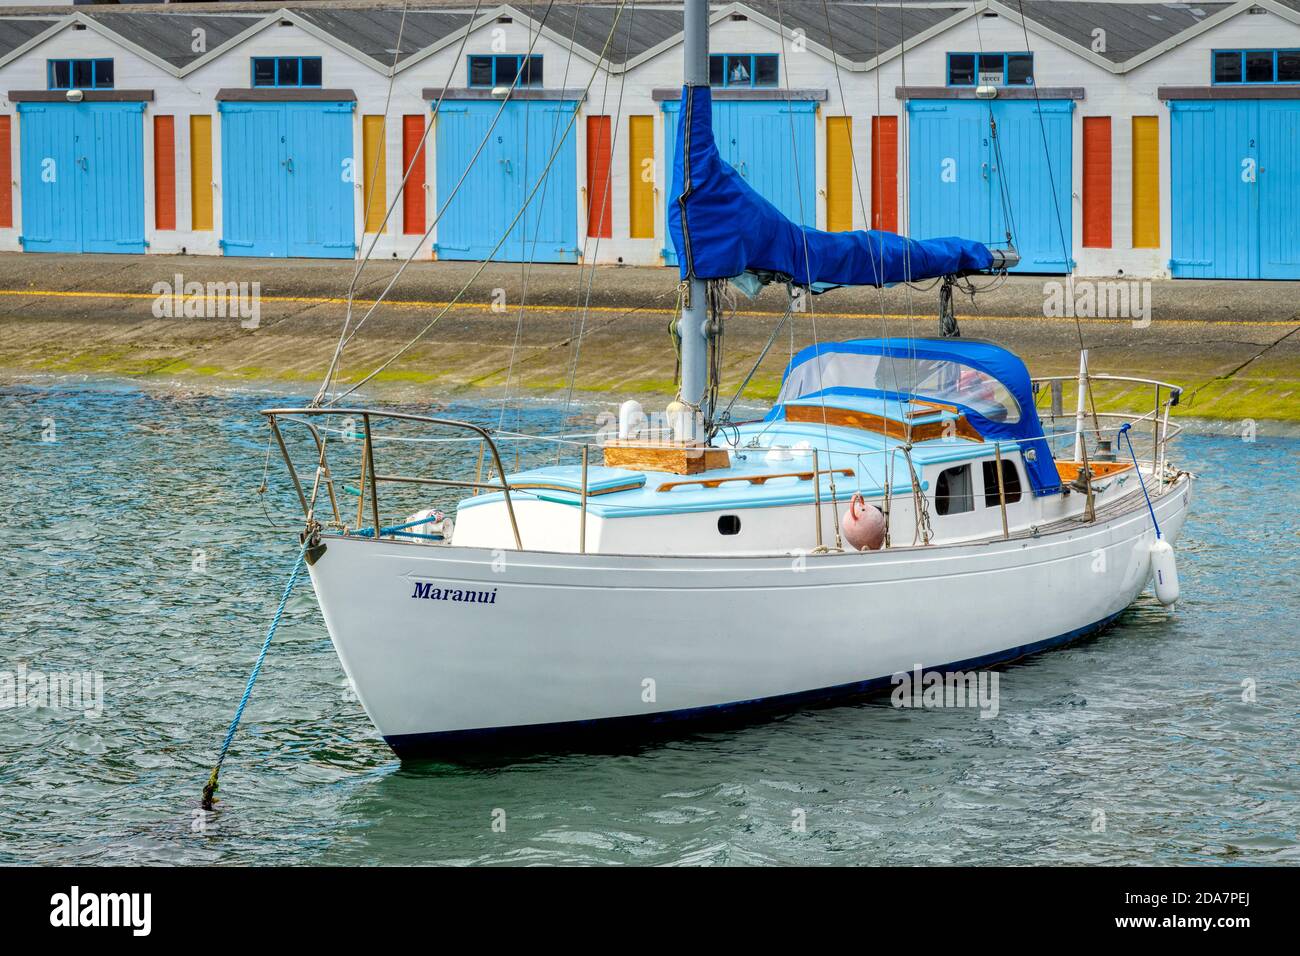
(2, 380), (1297, 865)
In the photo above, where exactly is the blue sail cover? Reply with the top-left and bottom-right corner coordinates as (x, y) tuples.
(771, 338), (1062, 497)
(669, 85), (994, 287)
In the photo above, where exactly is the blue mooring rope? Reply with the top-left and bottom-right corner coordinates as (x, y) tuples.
(198, 513), (445, 809)
(200, 545), (307, 810)
(1118, 423), (1162, 540)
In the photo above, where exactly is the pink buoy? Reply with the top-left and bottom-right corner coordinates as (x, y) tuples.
(840, 492), (885, 551)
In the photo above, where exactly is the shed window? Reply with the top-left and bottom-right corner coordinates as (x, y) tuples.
(1213, 48), (1300, 84)
(1279, 50), (1300, 82)
(981, 459), (1023, 508)
(1214, 51), (1242, 83)
(251, 56), (322, 88)
(1005, 53), (1033, 86)
(467, 55), (542, 88)
(948, 53), (975, 86)
(47, 58), (113, 90)
(935, 465), (974, 516)
(708, 54), (779, 88)
(1246, 50), (1275, 82)
(253, 58), (276, 86)
(947, 52), (1032, 87)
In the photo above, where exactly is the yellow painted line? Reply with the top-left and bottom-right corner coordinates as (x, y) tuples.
(0, 287), (1296, 327)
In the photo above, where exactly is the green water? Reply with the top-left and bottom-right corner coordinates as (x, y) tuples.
(2, 380), (1297, 865)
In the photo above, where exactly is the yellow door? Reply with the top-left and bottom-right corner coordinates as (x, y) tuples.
(189, 115), (213, 231)
(628, 115), (654, 239)
(1132, 116), (1159, 249)
(826, 116), (852, 232)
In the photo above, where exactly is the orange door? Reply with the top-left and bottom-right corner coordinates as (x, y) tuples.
(1082, 117), (1112, 248)
(586, 115), (612, 239)
(402, 115), (426, 236)
(153, 115), (175, 231)
(871, 116), (898, 232)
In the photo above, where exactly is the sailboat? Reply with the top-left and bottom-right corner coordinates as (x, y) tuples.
(264, 0), (1191, 756)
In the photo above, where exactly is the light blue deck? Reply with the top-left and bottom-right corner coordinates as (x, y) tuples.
(460, 394), (1022, 520)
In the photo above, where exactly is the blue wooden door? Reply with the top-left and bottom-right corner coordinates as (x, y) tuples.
(286, 102), (355, 258)
(990, 100), (1073, 272)
(1258, 100), (1300, 280)
(77, 103), (146, 254)
(19, 102), (144, 254)
(220, 103), (288, 256)
(434, 100), (578, 263)
(508, 102), (578, 263)
(1170, 101), (1259, 278)
(1170, 99), (1300, 279)
(220, 101), (354, 259)
(662, 99), (816, 267)
(908, 99), (1072, 274)
(907, 102), (992, 260)
(18, 104), (79, 252)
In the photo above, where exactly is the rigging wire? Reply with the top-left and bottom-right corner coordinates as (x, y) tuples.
(315, 0), (561, 402)
(1011, 0), (1103, 443)
(316, 0), (487, 404)
(972, 6), (1020, 251)
(557, 0), (638, 446)
(499, 6), (587, 436)
(325, 1), (630, 406)
(774, 0), (841, 549)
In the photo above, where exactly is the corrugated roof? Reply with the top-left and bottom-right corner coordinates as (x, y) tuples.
(3, 2), (1287, 76)
(0, 16), (57, 61)
(80, 12), (267, 69)
(1014, 2), (1235, 64)
(514, 4), (684, 66)
(292, 7), (476, 65)
(744, 2), (966, 62)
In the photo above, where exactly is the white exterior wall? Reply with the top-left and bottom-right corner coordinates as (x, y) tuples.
(0, 4), (1297, 276)
(0, 23), (184, 253)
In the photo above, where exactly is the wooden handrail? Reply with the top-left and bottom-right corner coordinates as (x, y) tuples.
(657, 467), (854, 493)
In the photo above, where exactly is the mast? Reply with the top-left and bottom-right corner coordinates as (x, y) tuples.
(677, 0), (711, 443)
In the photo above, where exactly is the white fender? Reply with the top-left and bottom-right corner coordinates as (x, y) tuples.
(1150, 539), (1179, 606)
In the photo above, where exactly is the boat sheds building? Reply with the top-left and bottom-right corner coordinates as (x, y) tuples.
(0, 0), (1297, 279)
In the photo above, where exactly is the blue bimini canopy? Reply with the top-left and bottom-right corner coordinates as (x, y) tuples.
(668, 85), (994, 288)
(772, 338), (1062, 497)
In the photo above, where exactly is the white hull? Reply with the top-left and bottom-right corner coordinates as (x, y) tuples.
(307, 476), (1191, 755)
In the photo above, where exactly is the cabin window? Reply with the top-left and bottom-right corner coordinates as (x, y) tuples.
(251, 56), (322, 88)
(468, 54), (543, 88)
(982, 459), (1023, 508)
(935, 465), (974, 516)
(708, 54), (779, 88)
(718, 515), (741, 535)
(47, 58), (113, 90)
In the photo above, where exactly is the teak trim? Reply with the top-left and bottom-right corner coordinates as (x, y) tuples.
(513, 480), (645, 497)
(1054, 460), (1134, 483)
(657, 467), (854, 493)
(784, 403), (983, 442)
